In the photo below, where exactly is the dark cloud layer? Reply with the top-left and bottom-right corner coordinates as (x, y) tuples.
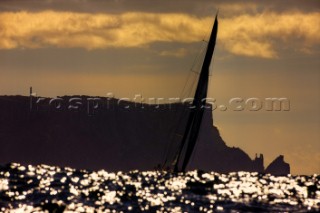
(0, 0), (319, 15)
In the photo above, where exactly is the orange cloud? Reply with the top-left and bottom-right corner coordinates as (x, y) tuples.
(0, 11), (211, 49)
(0, 11), (319, 58)
(219, 12), (320, 58)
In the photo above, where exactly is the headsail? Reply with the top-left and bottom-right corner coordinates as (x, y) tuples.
(172, 14), (219, 172)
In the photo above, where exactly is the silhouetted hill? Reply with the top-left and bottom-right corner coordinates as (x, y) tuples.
(265, 155), (290, 175)
(0, 95), (290, 174)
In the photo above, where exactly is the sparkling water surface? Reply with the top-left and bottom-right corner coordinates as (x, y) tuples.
(0, 163), (319, 212)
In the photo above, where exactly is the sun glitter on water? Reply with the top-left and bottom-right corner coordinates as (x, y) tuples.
(0, 163), (319, 212)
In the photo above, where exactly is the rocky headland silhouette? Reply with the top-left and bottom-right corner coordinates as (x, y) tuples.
(0, 95), (290, 175)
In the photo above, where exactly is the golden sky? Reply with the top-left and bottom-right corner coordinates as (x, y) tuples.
(0, 0), (319, 174)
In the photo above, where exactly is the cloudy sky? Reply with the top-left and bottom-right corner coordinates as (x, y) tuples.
(0, 0), (319, 174)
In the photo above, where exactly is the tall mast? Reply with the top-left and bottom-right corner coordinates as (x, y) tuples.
(173, 14), (218, 172)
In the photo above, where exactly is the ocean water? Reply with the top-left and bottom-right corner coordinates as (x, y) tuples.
(0, 163), (319, 212)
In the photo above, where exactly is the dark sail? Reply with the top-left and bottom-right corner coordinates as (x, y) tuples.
(173, 14), (218, 172)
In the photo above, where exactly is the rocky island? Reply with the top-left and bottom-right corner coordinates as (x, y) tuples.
(0, 95), (290, 175)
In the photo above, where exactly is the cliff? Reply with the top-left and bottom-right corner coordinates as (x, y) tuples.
(0, 95), (289, 174)
(265, 155), (290, 175)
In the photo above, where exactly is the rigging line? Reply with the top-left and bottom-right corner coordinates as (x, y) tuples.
(173, 110), (195, 172)
(186, 76), (197, 97)
(183, 72), (196, 96)
(162, 78), (200, 167)
(162, 22), (214, 168)
(162, 101), (191, 168)
(207, 45), (217, 97)
(179, 46), (204, 99)
(185, 72), (199, 98)
(183, 68), (201, 98)
(163, 43), (207, 162)
(164, 55), (205, 167)
(174, 84), (199, 167)
(178, 14), (218, 172)
(161, 109), (183, 167)
(183, 45), (207, 98)
(187, 114), (205, 167)
(180, 38), (208, 98)
(179, 70), (192, 99)
(162, 99), (190, 167)
(191, 70), (200, 74)
(189, 141), (198, 168)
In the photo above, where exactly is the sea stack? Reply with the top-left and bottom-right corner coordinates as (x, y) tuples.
(253, 153), (264, 173)
(265, 155), (290, 175)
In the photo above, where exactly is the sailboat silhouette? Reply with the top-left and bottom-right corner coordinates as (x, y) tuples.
(161, 14), (219, 172)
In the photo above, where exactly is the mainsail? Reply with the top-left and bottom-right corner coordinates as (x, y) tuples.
(171, 14), (219, 172)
